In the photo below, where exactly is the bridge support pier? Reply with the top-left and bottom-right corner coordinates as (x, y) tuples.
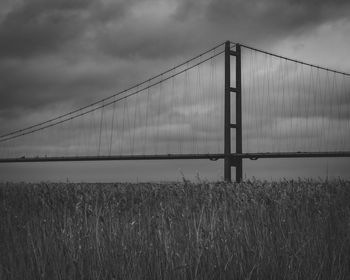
(224, 41), (243, 183)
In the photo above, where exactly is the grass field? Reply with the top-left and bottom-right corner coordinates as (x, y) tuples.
(1, 179), (349, 279)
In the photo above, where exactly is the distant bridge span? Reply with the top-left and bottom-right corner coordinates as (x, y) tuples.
(1, 40), (350, 182)
(2, 152), (350, 163)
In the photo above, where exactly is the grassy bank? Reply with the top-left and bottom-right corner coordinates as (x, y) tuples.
(1, 180), (349, 279)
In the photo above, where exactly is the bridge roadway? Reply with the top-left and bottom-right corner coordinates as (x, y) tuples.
(1, 151), (350, 163)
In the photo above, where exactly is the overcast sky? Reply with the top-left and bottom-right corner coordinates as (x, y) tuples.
(0, 0), (349, 182)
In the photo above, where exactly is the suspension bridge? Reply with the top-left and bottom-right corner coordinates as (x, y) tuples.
(1, 41), (350, 182)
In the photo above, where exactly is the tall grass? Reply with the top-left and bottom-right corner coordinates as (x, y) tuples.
(1, 180), (349, 279)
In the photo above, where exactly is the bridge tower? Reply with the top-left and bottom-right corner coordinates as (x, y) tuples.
(224, 41), (243, 183)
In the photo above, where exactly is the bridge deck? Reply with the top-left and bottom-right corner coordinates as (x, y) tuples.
(1, 152), (350, 163)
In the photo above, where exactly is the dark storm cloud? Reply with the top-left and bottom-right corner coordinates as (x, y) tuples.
(0, 0), (349, 129)
(206, 0), (350, 35)
(0, 56), (134, 119)
(1, 0), (348, 72)
(0, 0), (167, 117)
(93, 0), (350, 60)
(173, 0), (350, 47)
(0, 0), (139, 59)
(97, 26), (197, 59)
(0, 0), (94, 58)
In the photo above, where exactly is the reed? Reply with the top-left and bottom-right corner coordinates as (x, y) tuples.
(1, 179), (349, 279)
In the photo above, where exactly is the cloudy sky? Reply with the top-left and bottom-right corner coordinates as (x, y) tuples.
(0, 0), (350, 182)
